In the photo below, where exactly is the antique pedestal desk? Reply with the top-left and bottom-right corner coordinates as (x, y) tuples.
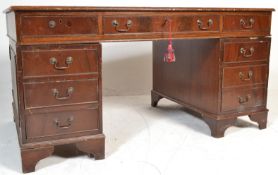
(5, 6), (274, 173)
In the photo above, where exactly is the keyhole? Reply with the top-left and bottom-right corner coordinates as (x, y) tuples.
(59, 19), (62, 24)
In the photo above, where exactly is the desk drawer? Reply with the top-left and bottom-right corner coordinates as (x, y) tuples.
(103, 15), (163, 34)
(23, 79), (98, 109)
(22, 44), (100, 78)
(222, 65), (268, 88)
(26, 108), (100, 141)
(103, 15), (219, 34)
(21, 15), (99, 36)
(223, 14), (271, 33)
(223, 39), (270, 63)
(222, 87), (266, 112)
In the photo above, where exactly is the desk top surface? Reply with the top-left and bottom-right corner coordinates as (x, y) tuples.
(5, 6), (275, 13)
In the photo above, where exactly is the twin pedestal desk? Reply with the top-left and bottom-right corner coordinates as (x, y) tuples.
(5, 6), (274, 173)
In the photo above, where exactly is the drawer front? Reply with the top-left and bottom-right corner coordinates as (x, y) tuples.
(222, 65), (268, 87)
(223, 14), (271, 33)
(21, 15), (98, 36)
(103, 15), (219, 34)
(171, 15), (219, 32)
(223, 40), (270, 63)
(103, 15), (164, 34)
(24, 79), (98, 109)
(222, 87), (266, 112)
(26, 108), (100, 141)
(22, 45), (99, 78)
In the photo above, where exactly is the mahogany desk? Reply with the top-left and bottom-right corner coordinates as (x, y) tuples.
(5, 6), (274, 173)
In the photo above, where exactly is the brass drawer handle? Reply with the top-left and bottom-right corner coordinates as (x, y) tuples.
(240, 18), (255, 29)
(112, 19), (133, 32)
(52, 87), (74, 100)
(197, 19), (213, 30)
(238, 95), (251, 104)
(54, 116), (74, 129)
(239, 70), (253, 81)
(50, 56), (73, 70)
(48, 20), (56, 28)
(240, 47), (254, 58)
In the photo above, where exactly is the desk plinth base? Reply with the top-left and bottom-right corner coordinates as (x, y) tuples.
(151, 90), (268, 138)
(20, 134), (105, 173)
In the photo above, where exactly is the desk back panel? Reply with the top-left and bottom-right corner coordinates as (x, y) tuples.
(153, 39), (220, 114)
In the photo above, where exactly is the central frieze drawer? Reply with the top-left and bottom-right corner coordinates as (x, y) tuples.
(22, 44), (100, 78)
(25, 108), (100, 141)
(222, 65), (268, 87)
(103, 15), (219, 34)
(23, 79), (98, 109)
(20, 15), (99, 36)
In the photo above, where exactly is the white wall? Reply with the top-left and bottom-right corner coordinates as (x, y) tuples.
(0, 0), (277, 97)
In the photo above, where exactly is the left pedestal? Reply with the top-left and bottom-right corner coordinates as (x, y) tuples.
(9, 42), (105, 173)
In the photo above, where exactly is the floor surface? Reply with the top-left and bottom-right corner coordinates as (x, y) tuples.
(1, 92), (278, 175)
